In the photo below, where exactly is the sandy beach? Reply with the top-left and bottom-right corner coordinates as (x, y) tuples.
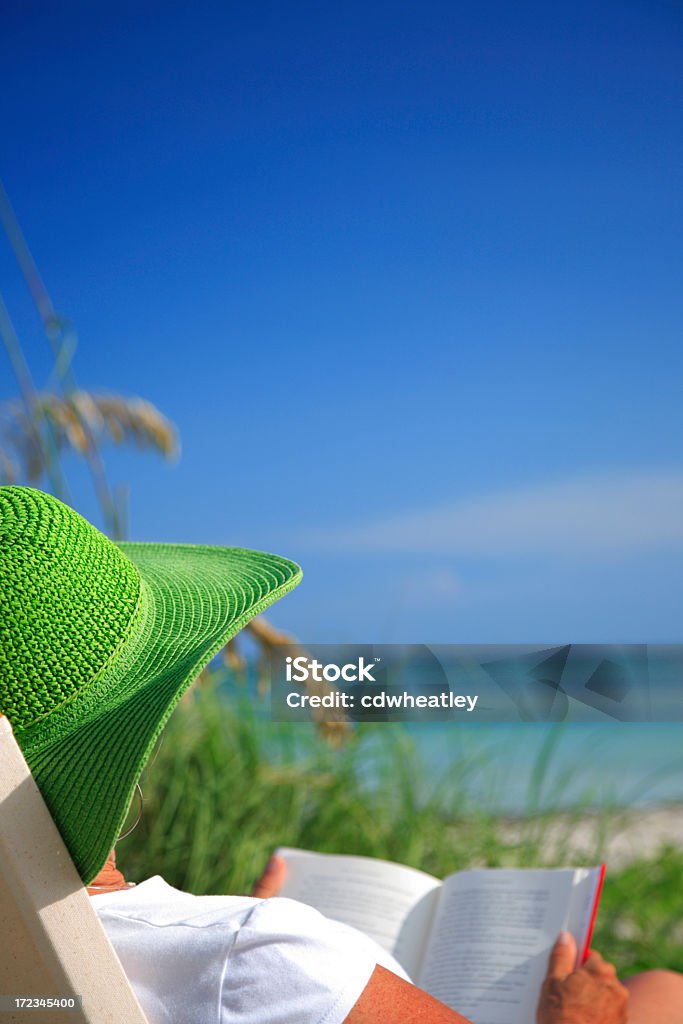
(501, 803), (683, 868)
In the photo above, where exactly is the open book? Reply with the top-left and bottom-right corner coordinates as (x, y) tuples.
(277, 847), (605, 1024)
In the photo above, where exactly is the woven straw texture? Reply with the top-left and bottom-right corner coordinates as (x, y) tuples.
(0, 487), (302, 883)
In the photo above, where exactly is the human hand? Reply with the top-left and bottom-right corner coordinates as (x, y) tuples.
(537, 931), (629, 1024)
(251, 853), (287, 898)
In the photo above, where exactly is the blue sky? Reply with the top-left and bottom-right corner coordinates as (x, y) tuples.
(2, 0), (682, 642)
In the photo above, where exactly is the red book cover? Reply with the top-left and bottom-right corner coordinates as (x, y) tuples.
(580, 863), (607, 964)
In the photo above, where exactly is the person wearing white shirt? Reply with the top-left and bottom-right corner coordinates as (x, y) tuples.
(87, 850), (683, 1024)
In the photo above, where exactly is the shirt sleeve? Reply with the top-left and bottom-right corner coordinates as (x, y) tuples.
(219, 896), (402, 1024)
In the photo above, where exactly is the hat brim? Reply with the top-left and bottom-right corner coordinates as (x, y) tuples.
(19, 542), (302, 884)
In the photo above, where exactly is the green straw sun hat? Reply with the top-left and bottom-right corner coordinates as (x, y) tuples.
(0, 486), (302, 883)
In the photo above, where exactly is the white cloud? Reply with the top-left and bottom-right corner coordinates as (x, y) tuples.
(300, 468), (683, 556)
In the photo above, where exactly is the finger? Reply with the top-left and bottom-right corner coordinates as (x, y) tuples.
(251, 854), (287, 898)
(583, 951), (617, 978)
(546, 931), (578, 981)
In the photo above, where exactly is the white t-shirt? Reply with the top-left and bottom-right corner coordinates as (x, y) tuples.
(92, 876), (410, 1024)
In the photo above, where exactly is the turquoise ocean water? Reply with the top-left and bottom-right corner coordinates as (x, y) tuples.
(221, 666), (683, 815)
(395, 722), (683, 814)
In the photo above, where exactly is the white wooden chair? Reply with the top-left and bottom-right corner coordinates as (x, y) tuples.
(0, 715), (149, 1023)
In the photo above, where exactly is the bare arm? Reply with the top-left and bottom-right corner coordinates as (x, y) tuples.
(344, 965), (474, 1024)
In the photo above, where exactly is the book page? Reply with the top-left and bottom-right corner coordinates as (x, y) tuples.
(418, 868), (578, 1024)
(276, 847), (440, 976)
(564, 867), (604, 960)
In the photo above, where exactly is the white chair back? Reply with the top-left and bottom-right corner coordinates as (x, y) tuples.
(0, 716), (149, 1023)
